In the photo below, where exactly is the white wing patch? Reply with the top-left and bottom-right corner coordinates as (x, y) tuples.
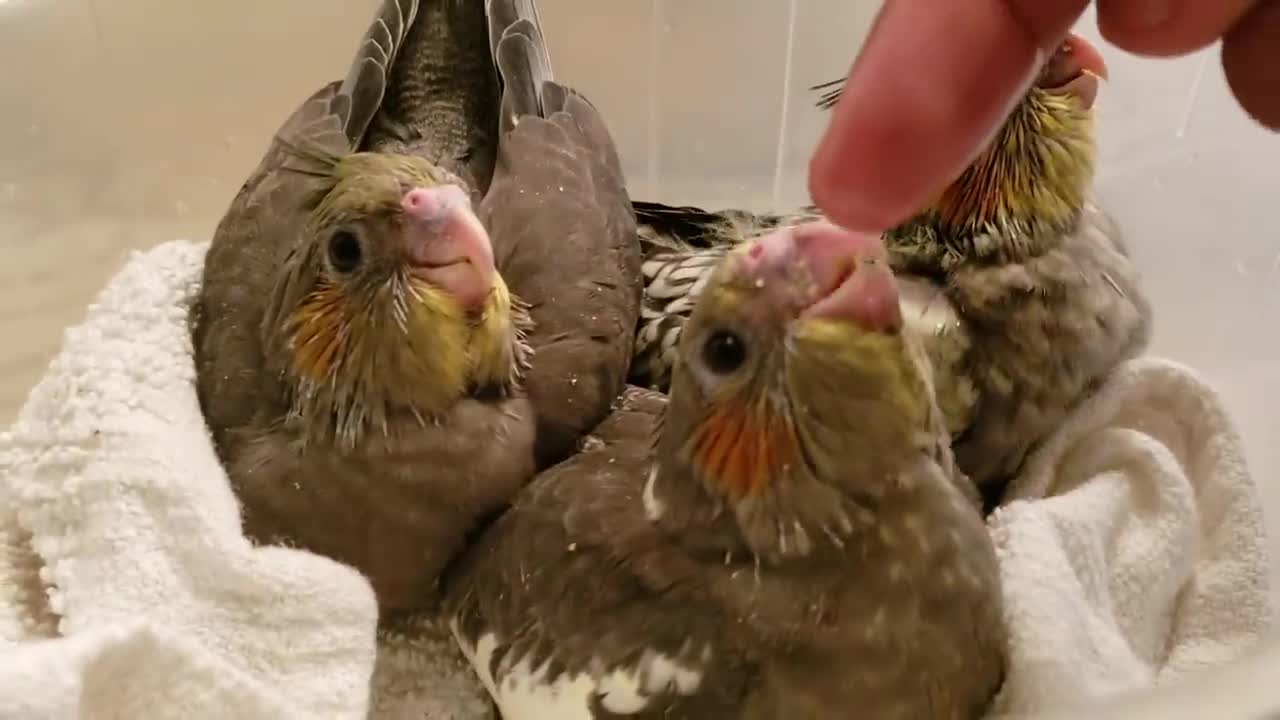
(452, 621), (708, 719)
(642, 464), (665, 521)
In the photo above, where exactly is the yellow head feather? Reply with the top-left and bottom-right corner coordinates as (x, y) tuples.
(894, 87), (1095, 262)
(670, 245), (933, 501)
(272, 149), (530, 449)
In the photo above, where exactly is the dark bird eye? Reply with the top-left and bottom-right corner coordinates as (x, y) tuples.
(702, 330), (747, 375)
(328, 230), (363, 274)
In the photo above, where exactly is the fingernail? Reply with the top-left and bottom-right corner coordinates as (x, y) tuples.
(1108, 0), (1177, 30)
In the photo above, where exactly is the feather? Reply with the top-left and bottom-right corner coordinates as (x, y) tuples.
(444, 224), (1005, 718)
(339, 0), (418, 146)
(193, 0), (641, 616)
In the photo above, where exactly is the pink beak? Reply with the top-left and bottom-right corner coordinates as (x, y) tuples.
(400, 185), (496, 312)
(740, 221), (903, 334)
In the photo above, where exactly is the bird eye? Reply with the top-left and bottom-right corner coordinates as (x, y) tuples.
(701, 330), (747, 375)
(328, 229), (363, 274)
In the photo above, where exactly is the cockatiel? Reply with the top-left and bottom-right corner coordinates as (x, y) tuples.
(445, 221), (1006, 720)
(191, 0), (640, 615)
(634, 204), (977, 438)
(631, 32), (1151, 505)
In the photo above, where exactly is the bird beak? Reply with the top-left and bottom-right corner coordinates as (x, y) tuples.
(1037, 33), (1109, 110)
(400, 185), (497, 312)
(740, 221), (902, 334)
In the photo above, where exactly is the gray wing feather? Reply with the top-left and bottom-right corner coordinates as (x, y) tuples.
(337, 0), (419, 145)
(488, 0), (554, 130)
(545, 85), (624, 181)
(478, 0), (643, 468)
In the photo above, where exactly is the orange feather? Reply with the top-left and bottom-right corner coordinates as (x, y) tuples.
(289, 282), (350, 383)
(688, 401), (792, 499)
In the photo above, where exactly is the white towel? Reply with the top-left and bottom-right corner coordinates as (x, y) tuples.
(0, 239), (1270, 719)
(0, 240), (491, 720)
(988, 357), (1274, 716)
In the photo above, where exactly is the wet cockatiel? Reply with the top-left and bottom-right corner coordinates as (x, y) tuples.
(191, 0), (641, 614)
(631, 33), (1151, 504)
(445, 221), (1006, 719)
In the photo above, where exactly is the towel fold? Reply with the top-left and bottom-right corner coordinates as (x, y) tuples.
(988, 356), (1273, 715)
(0, 240), (386, 719)
(0, 240), (1270, 719)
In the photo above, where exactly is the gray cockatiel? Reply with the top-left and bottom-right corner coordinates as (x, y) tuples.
(445, 221), (1006, 720)
(630, 33), (1150, 507)
(191, 0), (640, 615)
(634, 203), (977, 439)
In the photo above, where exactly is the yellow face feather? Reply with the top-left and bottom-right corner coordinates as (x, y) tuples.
(287, 275), (469, 414)
(311, 153), (452, 228)
(467, 278), (529, 391)
(272, 148), (529, 448)
(671, 246), (932, 501)
(786, 317), (932, 450)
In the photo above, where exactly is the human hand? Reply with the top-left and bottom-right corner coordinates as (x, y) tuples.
(809, 0), (1280, 233)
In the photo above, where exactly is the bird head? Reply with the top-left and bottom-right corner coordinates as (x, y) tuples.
(654, 221), (938, 561)
(923, 32), (1108, 247)
(266, 151), (530, 448)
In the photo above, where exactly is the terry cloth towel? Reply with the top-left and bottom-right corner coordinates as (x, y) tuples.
(987, 357), (1273, 716)
(0, 240), (492, 720)
(0, 239), (1270, 719)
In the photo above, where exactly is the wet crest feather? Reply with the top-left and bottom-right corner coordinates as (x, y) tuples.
(891, 88), (1096, 265)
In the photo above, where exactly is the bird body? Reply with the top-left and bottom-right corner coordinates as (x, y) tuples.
(193, 0), (640, 614)
(446, 222), (1005, 719)
(630, 33), (1150, 503)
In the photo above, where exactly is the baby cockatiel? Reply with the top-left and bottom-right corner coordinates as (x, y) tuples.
(445, 221), (1006, 720)
(192, 0), (640, 614)
(631, 33), (1150, 505)
(632, 203), (818, 390)
(634, 203), (976, 438)
(828, 33), (1152, 499)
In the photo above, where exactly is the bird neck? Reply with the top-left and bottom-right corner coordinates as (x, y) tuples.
(645, 434), (940, 569)
(282, 274), (531, 450)
(896, 88), (1096, 262)
(647, 336), (937, 566)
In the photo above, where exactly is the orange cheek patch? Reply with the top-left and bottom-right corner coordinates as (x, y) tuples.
(288, 283), (348, 383)
(687, 402), (792, 499)
(936, 148), (999, 228)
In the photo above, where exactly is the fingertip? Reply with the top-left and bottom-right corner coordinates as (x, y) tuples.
(1221, 0), (1280, 130)
(806, 0), (1087, 233)
(1097, 0), (1259, 57)
(807, 134), (905, 233)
